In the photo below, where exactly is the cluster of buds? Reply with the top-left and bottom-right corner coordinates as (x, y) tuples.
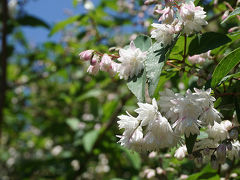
(146, 0), (208, 47)
(79, 50), (119, 76)
(79, 41), (147, 80)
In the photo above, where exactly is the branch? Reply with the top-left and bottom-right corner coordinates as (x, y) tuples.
(0, 0), (8, 142)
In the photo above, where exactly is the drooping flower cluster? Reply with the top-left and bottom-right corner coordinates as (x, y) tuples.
(150, 0), (208, 46)
(117, 98), (178, 152)
(79, 41), (146, 80)
(158, 88), (222, 137)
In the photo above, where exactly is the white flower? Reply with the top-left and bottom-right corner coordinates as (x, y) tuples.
(99, 54), (117, 76)
(172, 97), (202, 137)
(143, 168), (156, 179)
(117, 112), (147, 151)
(157, 7), (175, 24)
(193, 88), (222, 126)
(84, 0), (95, 10)
(180, 1), (208, 35)
(151, 23), (175, 46)
(227, 140), (240, 160)
(200, 107), (222, 126)
(117, 41), (146, 80)
(158, 88), (182, 122)
(188, 51), (212, 64)
(87, 63), (100, 75)
(207, 120), (232, 142)
(174, 145), (187, 160)
(8, 0), (18, 18)
(135, 98), (158, 126)
(145, 114), (178, 150)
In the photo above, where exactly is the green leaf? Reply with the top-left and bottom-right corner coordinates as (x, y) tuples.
(221, 7), (240, 24)
(133, 34), (152, 52)
(83, 130), (100, 153)
(49, 15), (81, 36)
(126, 35), (151, 102)
(72, 0), (78, 7)
(16, 15), (50, 29)
(194, 0), (200, 6)
(66, 118), (80, 131)
(122, 148), (141, 170)
(189, 32), (231, 56)
(185, 134), (197, 154)
(187, 165), (218, 180)
(146, 35), (179, 97)
(211, 47), (240, 87)
(127, 70), (146, 102)
(218, 72), (240, 86)
(102, 100), (119, 122)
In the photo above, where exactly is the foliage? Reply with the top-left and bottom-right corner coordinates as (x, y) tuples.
(0, 0), (240, 179)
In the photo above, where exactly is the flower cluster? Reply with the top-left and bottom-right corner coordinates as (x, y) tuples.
(150, 0), (208, 46)
(117, 98), (178, 152)
(79, 41), (146, 80)
(118, 88), (239, 167)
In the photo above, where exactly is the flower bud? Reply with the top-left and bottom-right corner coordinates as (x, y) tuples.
(90, 56), (98, 66)
(217, 144), (226, 164)
(79, 50), (94, 61)
(229, 128), (238, 139)
(211, 155), (218, 169)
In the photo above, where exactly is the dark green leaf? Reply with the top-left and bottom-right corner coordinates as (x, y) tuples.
(83, 130), (100, 153)
(189, 32), (231, 56)
(127, 70), (146, 102)
(146, 35), (179, 97)
(17, 15), (50, 29)
(194, 0), (200, 6)
(211, 47), (240, 87)
(221, 7), (240, 24)
(185, 134), (197, 154)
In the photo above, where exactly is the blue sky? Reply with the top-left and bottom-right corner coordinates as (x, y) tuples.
(22, 0), (88, 44)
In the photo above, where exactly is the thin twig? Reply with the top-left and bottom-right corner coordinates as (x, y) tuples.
(0, 0), (8, 142)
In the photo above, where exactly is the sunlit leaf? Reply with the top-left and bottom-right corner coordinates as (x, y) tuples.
(211, 47), (240, 87)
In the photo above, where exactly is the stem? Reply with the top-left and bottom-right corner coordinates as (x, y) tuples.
(0, 0), (8, 142)
(183, 34), (187, 60)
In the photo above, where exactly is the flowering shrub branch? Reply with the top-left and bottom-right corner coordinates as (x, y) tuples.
(79, 0), (240, 171)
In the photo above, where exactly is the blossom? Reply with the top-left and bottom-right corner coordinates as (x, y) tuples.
(99, 54), (117, 76)
(172, 95), (202, 137)
(174, 145), (187, 160)
(79, 50), (94, 61)
(135, 98), (159, 126)
(87, 63), (100, 75)
(117, 113), (144, 151)
(144, 114), (178, 150)
(207, 120), (233, 142)
(117, 41), (146, 80)
(188, 51), (212, 64)
(151, 23), (175, 46)
(193, 88), (222, 126)
(157, 7), (175, 24)
(179, 1), (208, 35)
